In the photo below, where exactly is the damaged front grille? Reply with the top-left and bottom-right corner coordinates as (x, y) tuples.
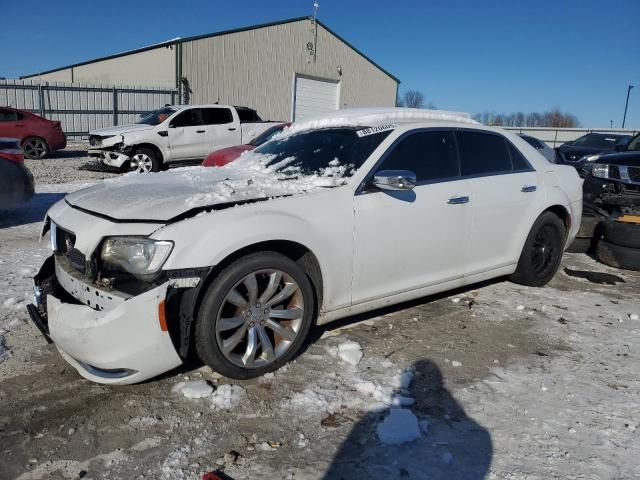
(55, 227), (88, 275)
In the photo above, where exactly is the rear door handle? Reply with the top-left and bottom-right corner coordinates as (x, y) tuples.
(228, 127), (237, 131)
(196, 130), (205, 133)
(521, 185), (537, 193)
(447, 196), (470, 205)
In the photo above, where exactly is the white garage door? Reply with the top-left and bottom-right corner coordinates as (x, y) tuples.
(293, 76), (339, 122)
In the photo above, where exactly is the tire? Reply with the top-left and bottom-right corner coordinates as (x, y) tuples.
(195, 251), (315, 379)
(566, 237), (592, 254)
(601, 219), (640, 249)
(22, 137), (49, 159)
(596, 239), (640, 271)
(129, 147), (161, 173)
(510, 211), (566, 287)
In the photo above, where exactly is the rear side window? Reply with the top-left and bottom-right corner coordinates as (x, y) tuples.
(237, 108), (261, 122)
(202, 108), (233, 125)
(170, 109), (202, 128)
(377, 131), (459, 182)
(457, 131), (512, 176)
(521, 136), (544, 149)
(0, 109), (17, 122)
(507, 142), (533, 170)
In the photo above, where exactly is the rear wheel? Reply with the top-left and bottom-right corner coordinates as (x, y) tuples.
(129, 147), (161, 173)
(195, 252), (315, 379)
(22, 137), (49, 159)
(510, 211), (566, 287)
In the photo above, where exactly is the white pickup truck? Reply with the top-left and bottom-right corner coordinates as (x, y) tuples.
(88, 105), (283, 172)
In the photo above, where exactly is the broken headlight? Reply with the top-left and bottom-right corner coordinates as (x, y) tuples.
(592, 164), (609, 179)
(101, 237), (173, 278)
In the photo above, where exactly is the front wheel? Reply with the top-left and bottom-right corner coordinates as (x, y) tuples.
(510, 211), (566, 287)
(129, 147), (161, 173)
(195, 252), (315, 379)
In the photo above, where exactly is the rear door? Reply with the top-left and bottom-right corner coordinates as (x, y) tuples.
(201, 107), (241, 152)
(0, 109), (26, 141)
(457, 130), (541, 275)
(168, 108), (207, 160)
(352, 130), (472, 303)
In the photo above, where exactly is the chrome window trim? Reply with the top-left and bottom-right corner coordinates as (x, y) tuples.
(356, 127), (535, 195)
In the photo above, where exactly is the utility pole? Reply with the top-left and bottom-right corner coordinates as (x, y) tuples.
(610, 120), (613, 128)
(622, 84), (634, 128)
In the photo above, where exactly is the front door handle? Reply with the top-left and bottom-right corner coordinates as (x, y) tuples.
(196, 130), (205, 133)
(521, 185), (537, 193)
(447, 195), (470, 205)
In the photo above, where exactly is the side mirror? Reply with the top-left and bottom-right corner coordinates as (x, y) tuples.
(373, 170), (417, 191)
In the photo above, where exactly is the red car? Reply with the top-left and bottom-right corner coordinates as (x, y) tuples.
(0, 107), (67, 159)
(203, 123), (289, 167)
(0, 138), (34, 208)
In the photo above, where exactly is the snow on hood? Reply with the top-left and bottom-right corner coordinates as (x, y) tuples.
(89, 123), (154, 136)
(64, 151), (349, 222)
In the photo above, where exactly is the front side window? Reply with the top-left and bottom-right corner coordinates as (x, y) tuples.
(253, 127), (391, 178)
(0, 109), (17, 122)
(170, 108), (203, 128)
(457, 131), (512, 176)
(202, 108), (233, 125)
(376, 131), (459, 182)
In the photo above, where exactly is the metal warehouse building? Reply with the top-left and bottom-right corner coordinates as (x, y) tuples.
(23, 17), (399, 122)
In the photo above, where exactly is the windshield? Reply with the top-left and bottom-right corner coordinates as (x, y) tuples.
(571, 134), (627, 149)
(626, 134), (640, 151)
(253, 127), (393, 179)
(249, 124), (287, 147)
(137, 107), (178, 126)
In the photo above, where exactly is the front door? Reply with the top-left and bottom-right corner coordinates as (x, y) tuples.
(168, 108), (208, 160)
(352, 130), (472, 304)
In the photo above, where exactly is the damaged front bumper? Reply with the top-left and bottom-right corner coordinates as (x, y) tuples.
(27, 255), (184, 385)
(88, 148), (130, 169)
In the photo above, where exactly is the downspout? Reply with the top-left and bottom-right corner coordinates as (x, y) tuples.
(175, 41), (183, 104)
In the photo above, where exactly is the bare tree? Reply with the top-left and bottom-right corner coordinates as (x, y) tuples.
(403, 90), (425, 109)
(476, 109), (580, 128)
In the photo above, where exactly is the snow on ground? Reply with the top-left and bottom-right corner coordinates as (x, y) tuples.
(1, 148), (639, 479)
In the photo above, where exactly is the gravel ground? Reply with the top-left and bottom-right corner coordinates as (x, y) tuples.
(25, 143), (120, 185)
(1, 163), (639, 479)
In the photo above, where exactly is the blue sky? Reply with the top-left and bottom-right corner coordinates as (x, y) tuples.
(2, 0), (639, 128)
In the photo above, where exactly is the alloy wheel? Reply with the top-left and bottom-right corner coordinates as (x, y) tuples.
(23, 138), (47, 159)
(531, 224), (560, 277)
(130, 153), (153, 173)
(215, 269), (305, 369)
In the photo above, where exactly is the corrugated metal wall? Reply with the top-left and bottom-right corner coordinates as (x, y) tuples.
(182, 19), (398, 121)
(0, 79), (176, 138)
(24, 46), (176, 89)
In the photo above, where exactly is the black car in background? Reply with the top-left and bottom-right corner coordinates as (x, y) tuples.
(556, 133), (632, 173)
(575, 132), (640, 178)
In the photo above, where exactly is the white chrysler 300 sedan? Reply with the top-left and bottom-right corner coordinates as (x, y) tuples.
(28, 109), (582, 384)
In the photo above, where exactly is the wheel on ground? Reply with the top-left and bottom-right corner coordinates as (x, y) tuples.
(129, 147), (161, 173)
(596, 239), (640, 271)
(601, 219), (640, 249)
(195, 251), (315, 379)
(510, 211), (566, 287)
(22, 137), (49, 159)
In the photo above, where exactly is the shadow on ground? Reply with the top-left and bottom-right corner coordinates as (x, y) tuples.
(324, 358), (492, 479)
(0, 192), (65, 228)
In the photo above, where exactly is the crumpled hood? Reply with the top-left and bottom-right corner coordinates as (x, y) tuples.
(89, 123), (154, 136)
(64, 158), (348, 222)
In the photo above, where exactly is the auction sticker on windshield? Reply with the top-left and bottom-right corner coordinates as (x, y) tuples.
(357, 124), (398, 137)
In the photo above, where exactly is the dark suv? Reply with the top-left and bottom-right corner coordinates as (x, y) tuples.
(556, 133), (631, 174)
